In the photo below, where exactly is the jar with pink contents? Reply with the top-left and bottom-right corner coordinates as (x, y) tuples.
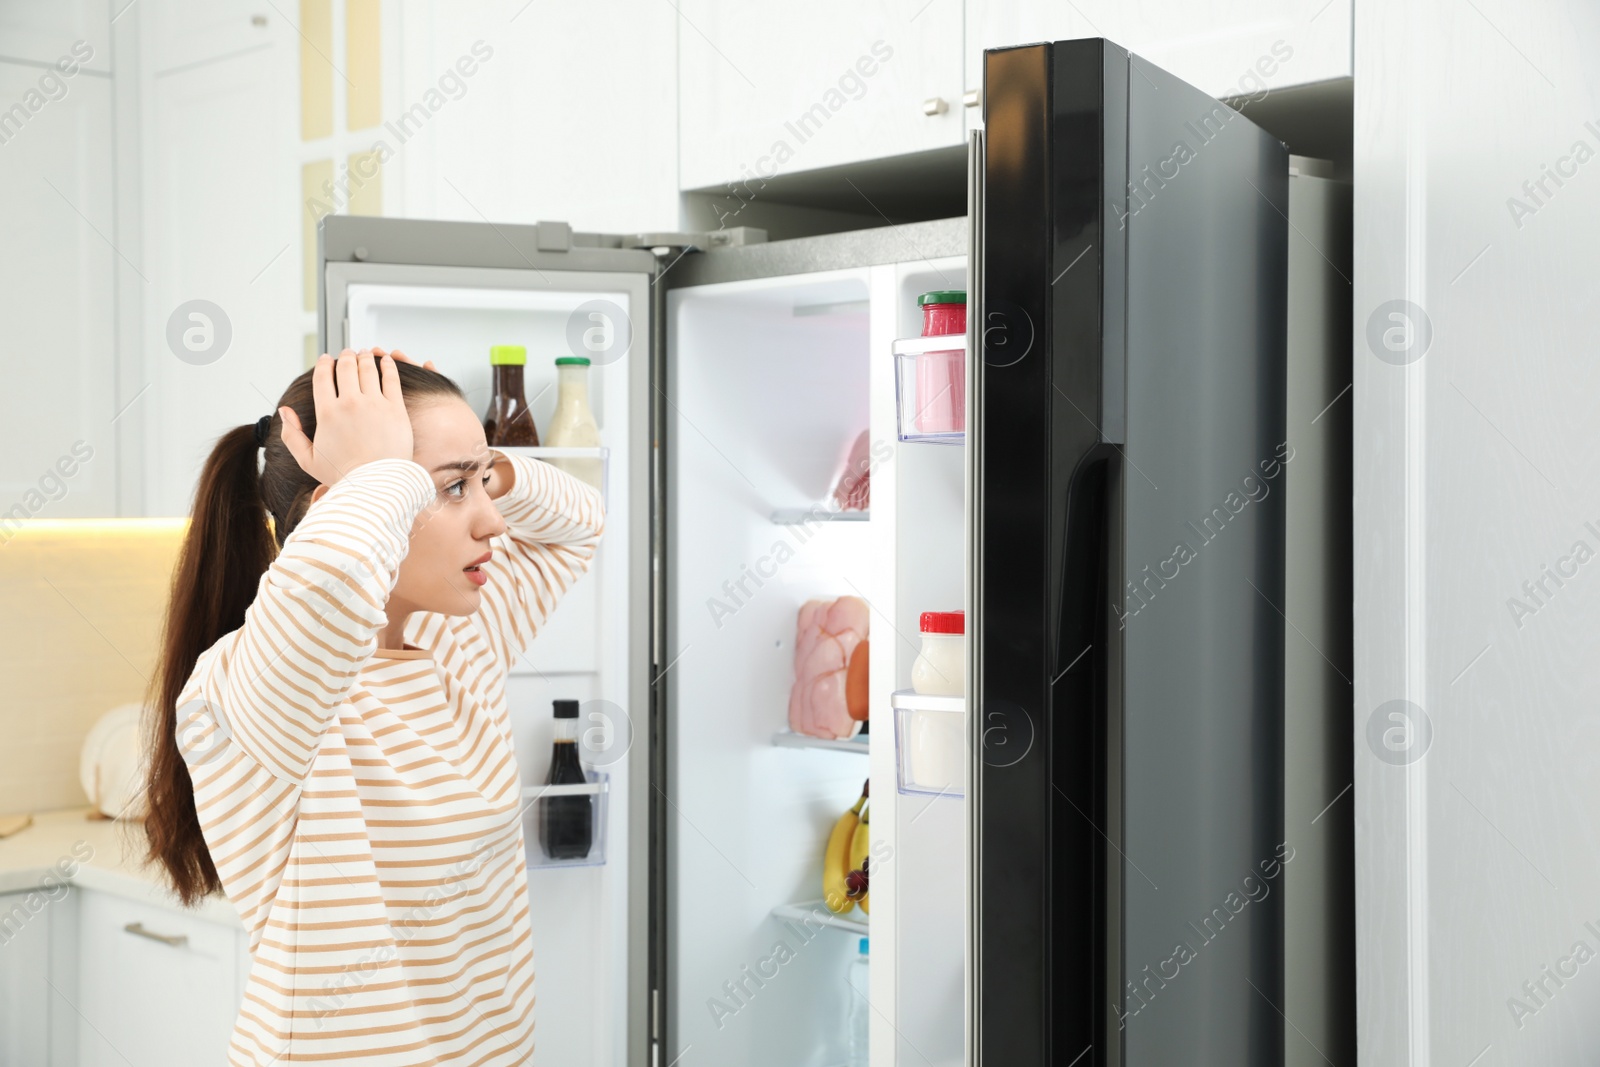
(914, 290), (967, 434)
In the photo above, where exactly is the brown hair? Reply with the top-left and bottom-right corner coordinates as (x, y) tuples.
(144, 359), (463, 905)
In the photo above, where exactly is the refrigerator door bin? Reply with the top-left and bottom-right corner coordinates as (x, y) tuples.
(891, 690), (966, 797)
(522, 772), (609, 868)
(493, 445), (610, 505)
(893, 335), (968, 443)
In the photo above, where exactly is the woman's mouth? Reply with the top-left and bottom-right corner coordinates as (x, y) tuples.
(464, 552), (492, 587)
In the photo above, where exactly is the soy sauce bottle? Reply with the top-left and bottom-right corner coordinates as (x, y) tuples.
(484, 345), (540, 446)
(538, 699), (593, 860)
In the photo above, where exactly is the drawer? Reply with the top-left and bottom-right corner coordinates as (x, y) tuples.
(75, 890), (243, 1067)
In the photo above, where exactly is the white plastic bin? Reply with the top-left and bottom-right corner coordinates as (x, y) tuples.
(891, 690), (966, 797)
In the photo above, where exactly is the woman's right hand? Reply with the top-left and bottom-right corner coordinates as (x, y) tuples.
(280, 348), (413, 486)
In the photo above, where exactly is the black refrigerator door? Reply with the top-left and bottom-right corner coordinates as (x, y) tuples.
(974, 39), (1289, 1067)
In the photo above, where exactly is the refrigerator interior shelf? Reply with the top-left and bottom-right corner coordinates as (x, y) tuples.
(769, 508), (870, 525)
(770, 730), (869, 755)
(770, 900), (869, 936)
(891, 689), (966, 798)
(893, 334), (968, 445)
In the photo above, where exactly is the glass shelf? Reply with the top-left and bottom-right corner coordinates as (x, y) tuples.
(771, 730), (869, 754)
(892, 334), (967, 445)
(770, 900), (869, 936)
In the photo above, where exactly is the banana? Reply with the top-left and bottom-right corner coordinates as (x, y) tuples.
(849, 804), (870, 915)
(823, 783), (868, 913)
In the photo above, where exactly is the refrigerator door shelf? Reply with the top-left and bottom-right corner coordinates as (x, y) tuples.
(893, 334), (968, 445)
(890, 689), (966, 798)
(521, 772), (609, 869)
(770, 900), (869, 936)
(770, 730), (870, 755)
(492, 445), (610, 506)
(770, 508), (870, 525)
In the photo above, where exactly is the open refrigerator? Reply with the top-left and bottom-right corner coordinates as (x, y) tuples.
(316, 37), (1346, 1067)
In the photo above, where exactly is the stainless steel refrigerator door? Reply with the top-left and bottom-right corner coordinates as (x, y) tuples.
(977, 39), (1289, 1067)
(317, 215), (656, 1067)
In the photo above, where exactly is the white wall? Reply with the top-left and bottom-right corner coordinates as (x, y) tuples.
(1354, 2), (1600, 1063)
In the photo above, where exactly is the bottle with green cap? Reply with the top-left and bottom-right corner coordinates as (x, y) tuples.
(484, 344), (540, 447)
(545, 356), (602, 490)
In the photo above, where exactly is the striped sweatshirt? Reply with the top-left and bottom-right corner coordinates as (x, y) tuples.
(176, 452), (604, 1065)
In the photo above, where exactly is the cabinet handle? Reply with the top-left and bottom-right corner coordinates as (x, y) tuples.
(922, 96), (949, 116)
(963, 89), (982, 108)
(124, 922), (188, 948)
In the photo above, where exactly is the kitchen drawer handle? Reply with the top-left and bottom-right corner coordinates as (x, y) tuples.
(922, 96), (949, 116)
(124, 922), (188, 948)
(963, 88), (982, 108)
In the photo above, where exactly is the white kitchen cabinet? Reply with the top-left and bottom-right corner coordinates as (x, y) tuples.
(966, 0), (1350, 126)
(0, 55), (119, 520)
(0, 890), (55, 1065)
(75, 889), (245, 1067)
(138, 2), (298, 516)
(0, 0), (113, 74)
(675, 1), (964, 193)
(391, 0), (679, 235)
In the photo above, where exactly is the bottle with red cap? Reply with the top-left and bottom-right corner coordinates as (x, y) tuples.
(911, 610), (965, 696)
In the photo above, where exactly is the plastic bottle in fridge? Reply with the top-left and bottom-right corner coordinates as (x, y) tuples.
(544, 355), (603, 490)
(847, 936), (870, 1066)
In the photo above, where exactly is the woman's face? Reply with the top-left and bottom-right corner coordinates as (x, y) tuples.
(390, 397), (506, 618)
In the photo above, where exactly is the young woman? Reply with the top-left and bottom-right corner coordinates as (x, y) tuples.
(143, 348), (604, 1065)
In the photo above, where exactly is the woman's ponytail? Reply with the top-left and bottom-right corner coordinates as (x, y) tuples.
(144, 423), (277, 906)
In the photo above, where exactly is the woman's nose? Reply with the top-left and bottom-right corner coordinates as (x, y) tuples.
(477, 495), (507, 539)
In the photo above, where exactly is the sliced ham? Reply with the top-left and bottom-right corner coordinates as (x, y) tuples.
(788, 596), (870, 739)
(832, 430), (871, 511)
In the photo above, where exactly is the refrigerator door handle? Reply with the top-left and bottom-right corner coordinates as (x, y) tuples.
(964, 126), (984, 1067)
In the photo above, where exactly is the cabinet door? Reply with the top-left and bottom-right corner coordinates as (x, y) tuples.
(0, 55), (118, 518)
(677, 1), (963, 191)
(139, 7), (295, 517)
(0, 891), (54, 1065)
(966, 0), (1351, 124)
(392, 0), (679, 235)
(75, 891), (241, 1067)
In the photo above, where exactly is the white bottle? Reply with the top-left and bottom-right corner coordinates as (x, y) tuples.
(847, 937), (870, 1067)
(545, 356), (603, 490)
(910, 611), (965, 696)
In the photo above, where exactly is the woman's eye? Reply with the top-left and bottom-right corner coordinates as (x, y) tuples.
(444, 479), (466, 499)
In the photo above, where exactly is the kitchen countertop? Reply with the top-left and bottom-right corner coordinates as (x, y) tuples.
(0, 808), (241, 927)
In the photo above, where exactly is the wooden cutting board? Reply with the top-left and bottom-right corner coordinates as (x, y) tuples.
(0, 813), (34, 838)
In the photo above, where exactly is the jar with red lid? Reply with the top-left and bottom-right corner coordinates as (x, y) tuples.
(914, 291), (967, 434)
(911, 610), (965, 696)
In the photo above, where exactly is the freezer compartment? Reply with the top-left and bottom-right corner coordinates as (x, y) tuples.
(890, 691), (966, 798)
(522, 773), (610, 868)
(892, 335), (968, 444)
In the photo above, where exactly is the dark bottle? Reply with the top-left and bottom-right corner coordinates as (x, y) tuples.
(484, 345), (540, 446)
(538, 699), (594, 861)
